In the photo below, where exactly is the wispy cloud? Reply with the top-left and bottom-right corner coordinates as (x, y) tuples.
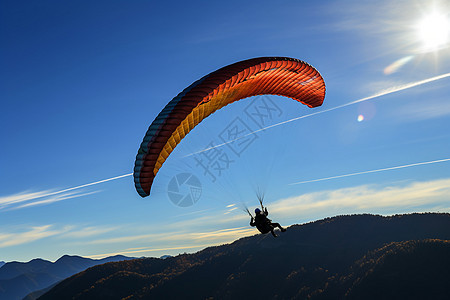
(87, 225), (255, 246)
(86, 231), (175, 245)
(272, 178), (450, 222)
(0, 224), (120, 249)
(290, 158), (450, 185)
(62, 225), (119, 239)
(189, 227), (254, 240)
(3, 70), (448, 213)
(185, 72), (450, 157)
(0, 190), (53, 207)
(0, 225), (70, 248)
(397, 98), (450, 121)
(82, 178), (450, 259)
(14, 191), (100, 210)
(0, 190), (100, 211)
(324, 0), (422, 37)
(0, 173), (132, 211)
(86, 244), (217, 260)
(84, 227), (256, 259)
(9, 178), (446, 259)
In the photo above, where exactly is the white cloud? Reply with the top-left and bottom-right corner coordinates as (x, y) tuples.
(86, 244), (217, 260)
(0, 173), (131, 212)
(0, 225), (69, 248)
(324, 0), (428, 37)
(13, 191), (100, 210)
(84, 227), (257, 259)
(4, 178), (448, 260)
(89, 178), (450, 255)
(397, 98), (450, 121)
(271, 178), (450, 221)
(0, 224), (122, 249)
(62, 225), (119, 239)
(0, 190), (53, 208)
(87, 225), (255, 246)
(0, 189), (100, 211)
(87, 232), (174, 245)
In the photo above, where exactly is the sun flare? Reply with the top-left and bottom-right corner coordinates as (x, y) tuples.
(417, 12), (449, 51)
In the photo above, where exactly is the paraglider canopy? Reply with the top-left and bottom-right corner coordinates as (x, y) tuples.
(134, 57), (326, 197)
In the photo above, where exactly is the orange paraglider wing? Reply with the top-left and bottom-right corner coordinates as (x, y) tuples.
(134, 57), (326, 197)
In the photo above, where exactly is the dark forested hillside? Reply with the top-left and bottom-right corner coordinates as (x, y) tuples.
(317, 239), (450, 299)
(39, 213), (450, 300)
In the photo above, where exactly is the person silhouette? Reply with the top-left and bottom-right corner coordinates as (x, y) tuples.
(250, 207), (286, 237)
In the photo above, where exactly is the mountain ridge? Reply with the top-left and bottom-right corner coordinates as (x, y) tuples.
(0, 254), (135, 300)
(39, 212), (450, 299)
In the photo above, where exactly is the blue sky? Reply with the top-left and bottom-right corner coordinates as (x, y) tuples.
(1, 0), (450, 262)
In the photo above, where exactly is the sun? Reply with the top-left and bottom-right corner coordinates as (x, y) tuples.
(416, 12), (449, 52)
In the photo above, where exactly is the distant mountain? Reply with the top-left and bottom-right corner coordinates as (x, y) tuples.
(159, 255), (172, 259)
(39, 213), (450, 299)
(0, 255), (134, 300)
(0, 261), (5, 268)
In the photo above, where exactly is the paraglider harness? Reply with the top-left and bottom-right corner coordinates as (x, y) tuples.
(246, 194), (278, 235)
(250, 207), (273, 234)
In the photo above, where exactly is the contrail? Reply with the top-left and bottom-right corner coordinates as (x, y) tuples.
(185, 72), (450, 157)
(1, 173), (133, 210)
(33, 173), (133, 201)
(47, 173), (133, 197)
(52, 73), (449, 197)
(289, 158), (450, 185)
(33, 73), (447, 200)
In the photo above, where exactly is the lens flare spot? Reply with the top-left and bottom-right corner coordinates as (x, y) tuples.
(357, 114), (364, 122)
(384, 56), (414, 75)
